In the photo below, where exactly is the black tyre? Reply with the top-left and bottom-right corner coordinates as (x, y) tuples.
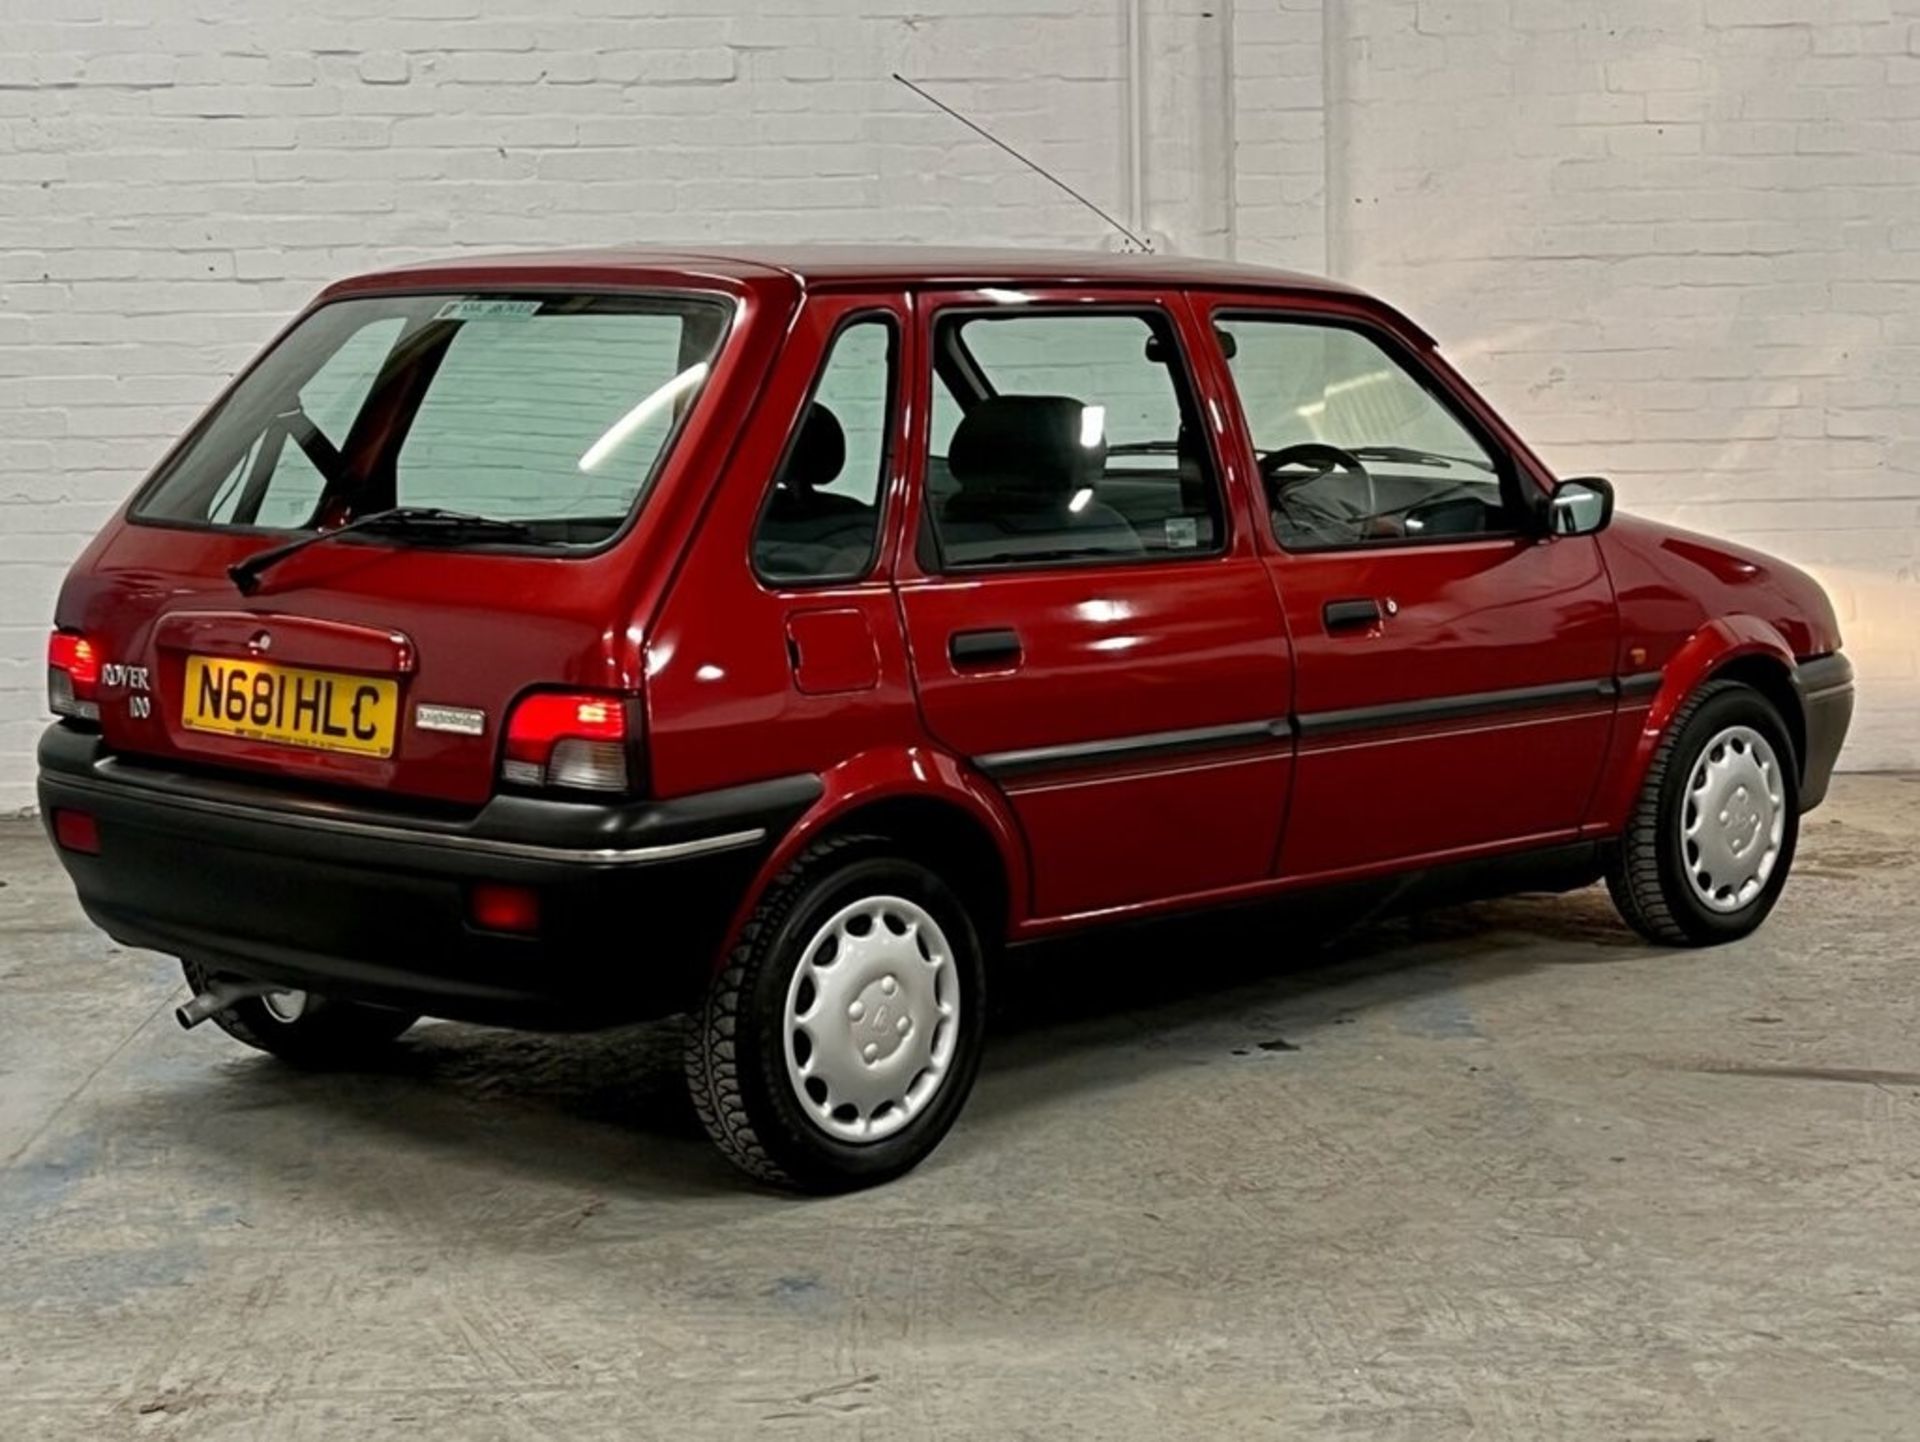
(182, 960), (418, 1067)
(685, 835), (988, 1192)
(1605, 680), (1800, 946)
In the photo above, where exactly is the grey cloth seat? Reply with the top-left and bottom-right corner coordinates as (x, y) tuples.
(936, 395), (1142, 564)
(753, 402), (878, 579)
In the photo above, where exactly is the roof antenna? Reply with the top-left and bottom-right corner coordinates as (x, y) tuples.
(891, 73), (1152, 252)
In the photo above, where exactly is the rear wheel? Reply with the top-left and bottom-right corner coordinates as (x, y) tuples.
(685, 835), (987, 1192)
(181, 960), (418, 1067)
(1606, 680), (1800, 946)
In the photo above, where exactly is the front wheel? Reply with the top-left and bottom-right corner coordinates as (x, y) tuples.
(1606, 680), (1800, 946)
(181, 961), (418, 1067)
(685, 836), (987, 1192)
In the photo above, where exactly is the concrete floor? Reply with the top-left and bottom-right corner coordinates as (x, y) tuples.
(2, 775), (1917, 1440)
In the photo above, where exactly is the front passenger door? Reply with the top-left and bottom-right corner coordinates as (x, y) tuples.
(1209, 305), (1621, 880)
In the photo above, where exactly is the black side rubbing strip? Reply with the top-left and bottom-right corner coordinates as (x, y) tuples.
(975, 718), (1292, 779)
(976, 674), (1656, 777)
(1296, 678), (1619, 739)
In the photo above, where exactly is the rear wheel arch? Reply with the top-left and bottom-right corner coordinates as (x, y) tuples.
(716, 750), (1029, 971)
(810, 795), (1011, 945)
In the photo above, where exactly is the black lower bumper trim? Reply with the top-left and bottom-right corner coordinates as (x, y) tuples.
(1794, 653), (1853, 814)
(38, 725), (819, 1027)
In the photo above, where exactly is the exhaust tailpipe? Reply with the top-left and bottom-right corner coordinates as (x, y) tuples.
(176, 980), (275, 1030)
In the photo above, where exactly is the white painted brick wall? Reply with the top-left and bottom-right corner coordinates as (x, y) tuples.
(0, 0), (1185, 809)
(1271, 0), (1919, 771)
(2, 0), (1912, 807)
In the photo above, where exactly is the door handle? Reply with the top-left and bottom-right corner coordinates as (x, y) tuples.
(1323, 597), (1384, 631)
(949, 628), (1022, 668)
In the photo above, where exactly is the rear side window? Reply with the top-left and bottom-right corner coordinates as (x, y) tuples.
(135, 292), (732, 549)
(926, 310), (1223, 569)
(752, 316), (896, 584)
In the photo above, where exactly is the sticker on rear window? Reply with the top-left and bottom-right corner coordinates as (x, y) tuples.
(433, 299), (544, 322)
(1164, 516), (1200, 549)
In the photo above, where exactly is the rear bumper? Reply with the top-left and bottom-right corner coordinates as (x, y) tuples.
(1795, 652), (1854, 813)
(37, 724), (817, 1027)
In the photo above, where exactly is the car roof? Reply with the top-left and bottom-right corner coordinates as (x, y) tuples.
(323, 244), (1432, 346)
(337, 244), (1370, 298)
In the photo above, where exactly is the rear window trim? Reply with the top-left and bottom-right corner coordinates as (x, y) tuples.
(124, 284), (743, 562)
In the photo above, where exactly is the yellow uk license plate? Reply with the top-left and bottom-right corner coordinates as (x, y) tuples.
(182, 656), (400, 758)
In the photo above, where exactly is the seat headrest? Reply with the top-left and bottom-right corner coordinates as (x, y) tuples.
(948, 395), (1106, 499)
(782, 402), (846, 494)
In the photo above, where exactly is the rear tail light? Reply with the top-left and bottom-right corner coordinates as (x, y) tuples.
(48, 630), (102, 722)
(502, 691), (632, 793)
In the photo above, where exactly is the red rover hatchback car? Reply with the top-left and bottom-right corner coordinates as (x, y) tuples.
(41, 247), (1853, 1190)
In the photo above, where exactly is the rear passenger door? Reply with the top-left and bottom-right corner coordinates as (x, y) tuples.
(895, 290), (1294, 920)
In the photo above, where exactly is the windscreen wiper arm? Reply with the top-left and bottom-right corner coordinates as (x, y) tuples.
(229, 507), (539, 595)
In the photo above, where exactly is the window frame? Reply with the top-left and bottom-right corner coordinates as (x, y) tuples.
(748, 306), (902, 591)
(1210, 307), (1534, 555)
(125, 285), (740, 561)
(918, 301), (1233, 577)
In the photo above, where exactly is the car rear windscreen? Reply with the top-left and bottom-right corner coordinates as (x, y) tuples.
(132, 291), (734, 548)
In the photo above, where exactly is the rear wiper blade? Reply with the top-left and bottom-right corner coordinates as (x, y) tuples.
(229, 507), (539, 595)
(1348, 445), (1496, 474)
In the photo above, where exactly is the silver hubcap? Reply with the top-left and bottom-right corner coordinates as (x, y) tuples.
(1681, 724), (1785, 913)
(261, 989), (309, 1023)
(782, 895), (960, 1143)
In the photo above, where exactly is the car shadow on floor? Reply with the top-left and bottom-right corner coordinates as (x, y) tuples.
(114, 883), (1653, 1206)
(963, 882), (1644, 1123)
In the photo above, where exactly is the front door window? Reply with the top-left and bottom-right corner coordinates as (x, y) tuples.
(1215, 317), (1518, 550)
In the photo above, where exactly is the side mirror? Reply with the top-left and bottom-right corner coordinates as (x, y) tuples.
(1546, 476), (1613, 537)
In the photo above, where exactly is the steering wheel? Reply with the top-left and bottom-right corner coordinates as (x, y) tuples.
(1258, 442), (1376, 544)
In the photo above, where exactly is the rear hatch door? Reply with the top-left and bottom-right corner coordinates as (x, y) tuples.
(55, 278), (771, 808)
(69, 534), (646, 808)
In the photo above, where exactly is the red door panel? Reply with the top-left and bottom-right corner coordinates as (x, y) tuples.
(897, 559), (1293, 917)
(1276, 535), (1618, 877)
(1290, 711), (1614, 876)
(1007, 752), (1291, 915)
(1280, 553), (1617, 874)
(900, 561), (1289, 756)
